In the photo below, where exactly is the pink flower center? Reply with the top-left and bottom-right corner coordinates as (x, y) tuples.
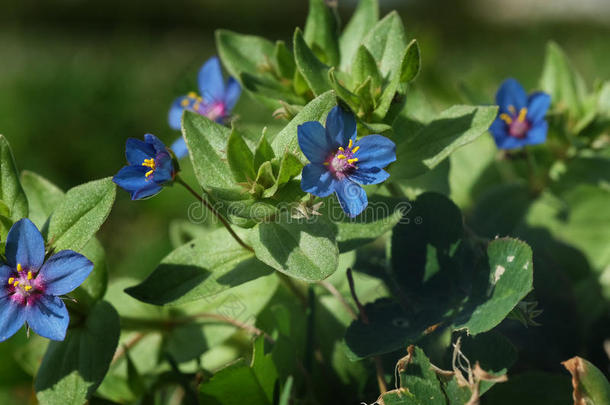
(324, 139), (360, 180)
(183, 92), (227, 122)
(500, 106), (530, 139)
(5, 263), (44, 305)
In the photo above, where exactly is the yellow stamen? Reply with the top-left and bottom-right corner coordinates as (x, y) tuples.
(338, 147), (344, 152)
(27, 271), (33, 280)
(499, 113), (513, 124)
(187, 91), (197, 99)
(13, 280), (19, 287)
(17, 263), (22, 272)
(193, 103), (201, 110)
(508, 105), (516, 115)
(8, 277), (14, 285)
(323, 162), (329, 166)
(352, 146), (360, 153)
(24, 285), (32, 292)
(142, 158), (155, 169)
(348, 158), (359, 164)
(348, 139), (353, 148)
(336, 154), (346, 159)
(197, 97), (203, 103)
(180, 99), (190, 107)
(517, 107), (528, 122)
(145, 170), (154, 178)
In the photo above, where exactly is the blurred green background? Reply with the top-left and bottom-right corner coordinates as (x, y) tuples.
(1, 0), (609, 281)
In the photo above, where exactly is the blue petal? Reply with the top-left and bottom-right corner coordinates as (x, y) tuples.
(298, 121), (333, 163)
(152, 152), (175, 184)
(5, 219), (45, 271)
(125, 138), (155, 166)
(169, 96), (190, 130)
(300, 164), (336, 197)
(39, 250), (94, 296)
(496, 78), (528, 112)
(198, 56), (225, 102)
(131, 184), (163, 200)
(171, 137), (189, 159)
(144, 134), (167, 155)
(0, 296), (25, 342)
(113, 165), (149, 192)
(334, 179), (368, 218)
(325, 106), (357, 148)
(0, 265), (12, 298)
(349, 167), (390, 185)
(26, 294), (69, 341)
(352, 135), (396, 170)
(527, 92), (551, 123)
(224, 77), (241, 112)
(489, 117), (509, 146)
(525, 121), (548, 145)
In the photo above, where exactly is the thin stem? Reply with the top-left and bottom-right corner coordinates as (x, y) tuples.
(317, 280), (357, 320)
(176, 176), (253, 253)
(346, 268), (369, 324)
(112, 332), (148, 364)
(375, 357), (388, 394)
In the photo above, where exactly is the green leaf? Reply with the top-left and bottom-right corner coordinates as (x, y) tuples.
(352, 45), (382, 91)
(274, 40), (296, 79)
(20, 170), (65, 228)
(199, 337), (278, 405)
(540, 41), (587, 117)
(262, 153), (303, 198)
(303, 0), (340, 66)
(392, 105), (498, 179)
(373, 70), (401, 120)
(329, 68), (361, 111)
(125, 227), (272, 305)
(339, 0), (379, 70)
(70, 237), (108, 309)
(293, 28), (332, 97)
(35, 301), (120, 405)
(0, 135), (28, 229)
(249, 214), (339, 282)
(362, 11), (407, 78)
(46, 177), (115, 252)
(320, 195), (409, 252)
(400, 39), (421, 83)
(254, 133), (276, 171)
(240, 72), (306, 106)
(227, 127), (256, 182)
(271, 90), (336, 160)
(215, 29), (276, 83)
(182, 110), (234, 190)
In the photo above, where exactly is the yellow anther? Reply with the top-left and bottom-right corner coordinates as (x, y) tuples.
(323, 162), (329, 166)
(27, 271), (33, 280)
(13, 280), (19, 287)
(193, 103), (201, 111)
(336, 154), (346, 159)
(352, 146), (360, 153)
(145, 170), (154, 178)
(197, 97), (203, 103)
(180, 99), (190, 107)
(338, 147), (344, 152)
(348, 139), (353, 148)
(348, 158), (359, 164)
(142, 158), (155, 169)
(499, 113), (513, 124)
(8, 277), (14, 285)
(187, 91), (197, 99)
(508, 105), (516, 115)
(24, 285), (32, 292)
(17, 263), (22, 272)
(517, 107), (528, 122)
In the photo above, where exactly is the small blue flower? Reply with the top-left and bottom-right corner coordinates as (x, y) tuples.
(0, 219), (93, 342)
(113, 134), (177, 200)
(169, 56), (241, 158)
(490, 78), (551, 150)
(298, 106), (396, 218)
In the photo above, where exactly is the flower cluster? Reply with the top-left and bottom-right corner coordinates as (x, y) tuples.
(168, 56), (241, 158)
(0, 219), (93, 342)
(490, 78), (551, 149)
(298, 106), (396, 217)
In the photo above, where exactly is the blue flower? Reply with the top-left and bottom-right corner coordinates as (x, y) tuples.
(0, 219), (93, 342)
(169, 56), (241, 159)
(113, 134), (177, 200)
(490, 78), (551, 150)
(298, 106), (396, 218)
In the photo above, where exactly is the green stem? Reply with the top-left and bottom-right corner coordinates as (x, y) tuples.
(175, 176), (254, 253)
